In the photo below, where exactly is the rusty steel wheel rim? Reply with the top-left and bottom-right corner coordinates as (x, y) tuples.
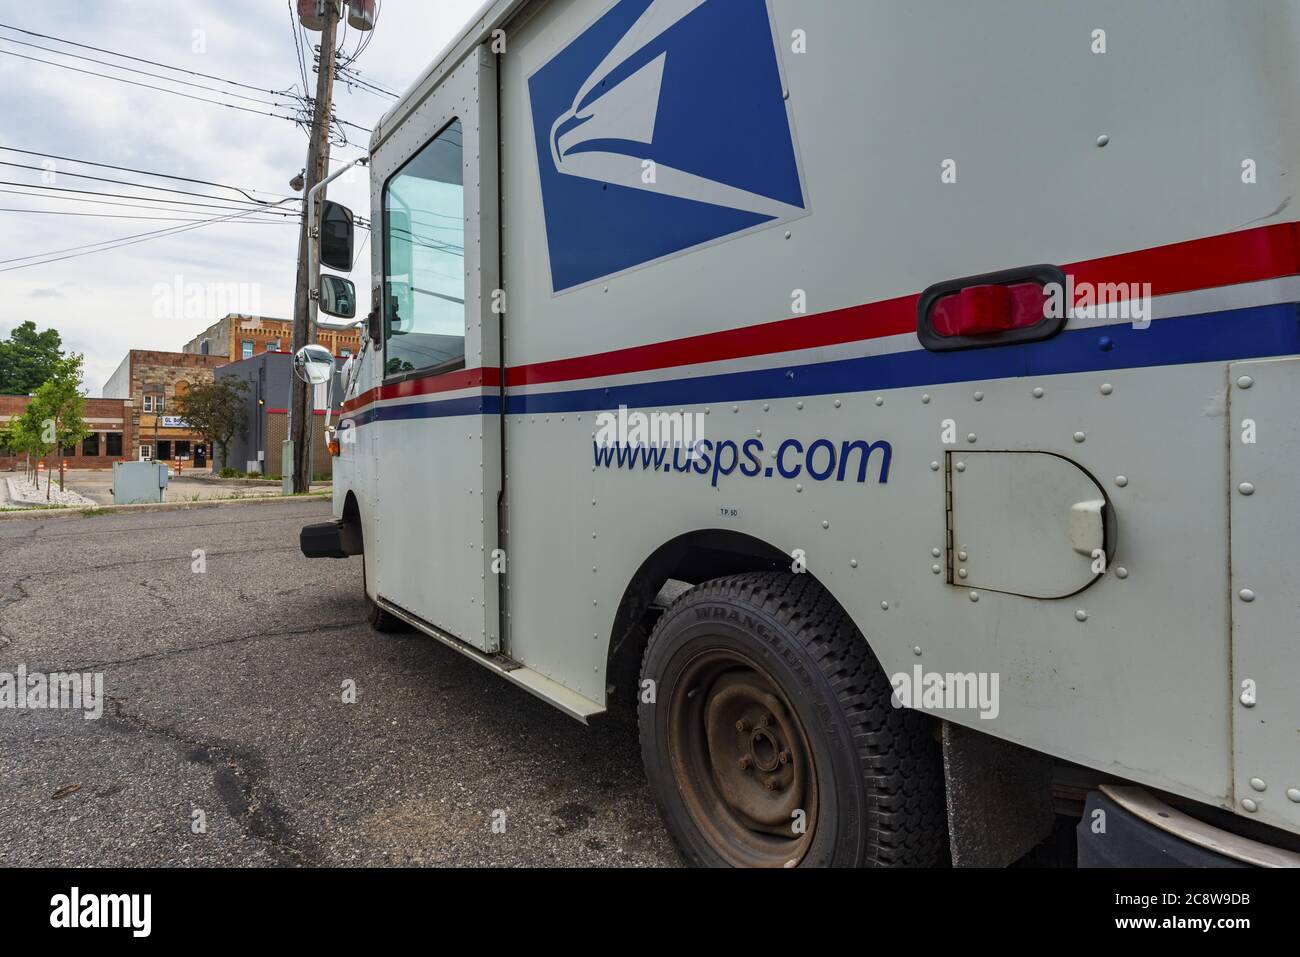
(667, 648), (818, 867)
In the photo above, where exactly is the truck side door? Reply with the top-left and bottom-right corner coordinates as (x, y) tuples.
(370, 48), (502, 653)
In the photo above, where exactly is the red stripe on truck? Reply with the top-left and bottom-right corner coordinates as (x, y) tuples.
(343, 222), (1300, 410)
(504, 222), (1300, 387)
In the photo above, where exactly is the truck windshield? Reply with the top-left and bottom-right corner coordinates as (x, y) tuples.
(382, 117), (465, 377)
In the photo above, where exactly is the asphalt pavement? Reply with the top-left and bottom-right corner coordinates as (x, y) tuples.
(0, 499), (678, 867)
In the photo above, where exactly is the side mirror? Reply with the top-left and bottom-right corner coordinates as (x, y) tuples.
(318, 274), (356, 319)
(319, 200), (354, 271)
(294, 344), (335, 386)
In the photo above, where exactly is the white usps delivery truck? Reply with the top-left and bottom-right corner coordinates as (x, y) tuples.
(298, 0), (1300, 867)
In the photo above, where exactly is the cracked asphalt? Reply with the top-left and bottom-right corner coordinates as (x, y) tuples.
(0, 500), (679, 867)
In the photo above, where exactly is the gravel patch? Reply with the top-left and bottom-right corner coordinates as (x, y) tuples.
(5, 476), (97, 508)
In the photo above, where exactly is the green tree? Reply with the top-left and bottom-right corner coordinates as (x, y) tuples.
(0, 418), (31, 480)
(172, 378), (249, 471)
(0, 321), (64, 395)
(14, 396), (55, 494)
(25, 354), (90, 496)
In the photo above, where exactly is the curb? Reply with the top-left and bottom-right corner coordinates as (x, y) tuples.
(4, 476), (97, 510)
(0, 493), (331, 522)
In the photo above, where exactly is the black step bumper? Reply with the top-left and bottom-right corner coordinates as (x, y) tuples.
(1077, 788), (1259, 867)
(300, 521), (348, 559)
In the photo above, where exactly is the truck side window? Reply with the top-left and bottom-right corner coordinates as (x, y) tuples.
(382, 118), (466, 378)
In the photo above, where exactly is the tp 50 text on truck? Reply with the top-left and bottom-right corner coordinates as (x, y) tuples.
(298, 0), (1300, 868)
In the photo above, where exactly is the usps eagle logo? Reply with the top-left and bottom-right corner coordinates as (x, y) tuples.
(528, 0), (807, 292)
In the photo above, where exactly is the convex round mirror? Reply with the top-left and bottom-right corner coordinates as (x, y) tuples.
(294, 344), (336, 386)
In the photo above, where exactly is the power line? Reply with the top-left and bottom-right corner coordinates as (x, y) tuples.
(287, 1), (312, 94)
(0, 21), (283, 96)
(339, 0), (384, 68)
(0, 35), (290, 107)
(0, 181), (296, 215)
(0, 205), (292, 273)
(338, 74), (396, 101)
(0, 146), (295, 205)
(337, 63), (398, 100)
(0, 21), (373, 143)
(306, 47), (374, 134)
(0, 161), (300, 209)
(351, 230), (371, 270)
(0, 206), (298, 224)
(0, 211), (256, 264)
(0, 49), (305, 124)
(0, 186), (299, 219)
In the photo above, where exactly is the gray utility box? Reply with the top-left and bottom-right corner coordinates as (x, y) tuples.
(112, 461), (169, 505)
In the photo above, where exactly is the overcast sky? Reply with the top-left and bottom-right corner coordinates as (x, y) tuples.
(0, 0), (483, 394)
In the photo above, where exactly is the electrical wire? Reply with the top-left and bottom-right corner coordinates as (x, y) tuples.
(0, 49), (306, 124)
(287, 0), (312, 94)
(351, 230), (371, 270)
(0, 207), (297, 224)
(0, 209), (266, 264)
(0, 146), (296, 204)
(0, 21), (286, 97)
(0, 187), (300, 224)
(0, 205), (295, 273)
(0, 35), (291, 107)
(0, 181), (296, 215)
(0, 161), (299, 209)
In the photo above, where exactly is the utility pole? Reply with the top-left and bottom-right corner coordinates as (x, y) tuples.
(289, 0), (341, 494)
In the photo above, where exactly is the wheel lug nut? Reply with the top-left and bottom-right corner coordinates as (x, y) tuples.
(735, 720), (747, 732)
(759, 714), (770, 727)
(765, 780), (778, 791)
(779, 751), (789, 765)
(738, 756), (753, 770)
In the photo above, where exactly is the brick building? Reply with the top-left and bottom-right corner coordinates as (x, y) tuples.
(101, 350), (227, 467)
(182, 314), (360, 361)
(0, 395), (132, 471)
(215, 351), (342, 478)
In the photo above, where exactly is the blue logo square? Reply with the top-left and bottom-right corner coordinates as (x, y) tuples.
(528, 0), (807, 293)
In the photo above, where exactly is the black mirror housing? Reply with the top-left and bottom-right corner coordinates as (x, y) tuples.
(320, 200), (354, 271)
(318, 275), (357, 319)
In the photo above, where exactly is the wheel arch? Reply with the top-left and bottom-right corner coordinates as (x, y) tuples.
(604, 529), (857, 714)
(340, 490), (364, 556)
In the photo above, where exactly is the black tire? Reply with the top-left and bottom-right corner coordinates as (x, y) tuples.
(362, 554), (407, 633)
(638, 571), (946, 868)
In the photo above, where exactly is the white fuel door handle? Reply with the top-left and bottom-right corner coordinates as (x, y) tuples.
(1069, 499), (1106, 557)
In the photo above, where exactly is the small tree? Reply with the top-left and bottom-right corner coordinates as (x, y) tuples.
(172, 378), (249, 472)
(26, 354), (90, 495)
(1, 416), (37, 481)
(0, 419), (23, 476)
(15, 395), (55, 495)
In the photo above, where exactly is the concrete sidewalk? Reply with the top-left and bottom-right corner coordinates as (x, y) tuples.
(62, 468), (310, 506)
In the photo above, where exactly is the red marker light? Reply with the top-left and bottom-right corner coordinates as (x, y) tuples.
(930, 282), (1050, 338)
